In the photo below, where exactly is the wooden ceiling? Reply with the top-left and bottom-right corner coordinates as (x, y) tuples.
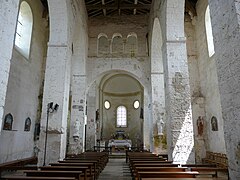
(40, 0), (198, 18)
(85, 0), (198, 17)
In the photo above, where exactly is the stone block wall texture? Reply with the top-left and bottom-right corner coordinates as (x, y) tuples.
(195, 0), (226, 154)
(209, 0), (240, 178)
(0, 0), (48, 163)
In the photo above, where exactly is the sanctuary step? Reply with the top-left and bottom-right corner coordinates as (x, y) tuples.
(109, 152), (126, 159)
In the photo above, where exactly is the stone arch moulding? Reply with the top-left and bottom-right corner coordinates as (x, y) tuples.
(87, 69), (149, 95)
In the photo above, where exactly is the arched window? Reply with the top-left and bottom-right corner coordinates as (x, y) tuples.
(205, 5), (215, 57)
(112, 33), (123, 56)
(98, 33), (109, 56)
(3, 113), (13, 130)
(116, 106), (127, 127)
(24, 117), (31, 131)
(125, 33), (138, 57)
(15, 1), (33, 58)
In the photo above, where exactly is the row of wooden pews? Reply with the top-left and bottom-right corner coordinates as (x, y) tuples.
(127, 151), (228, 180)
(2, 151), (109, 180)
(0, 156), (38, 177)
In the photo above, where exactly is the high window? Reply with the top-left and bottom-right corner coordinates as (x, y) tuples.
(205, 5), (215, 57)
(112, 33), (123, 56)
(116, 106), (127, 127)
(15, 1), (33, 58)
(125, 33), (137, 57)
(98, 33), (109, 56)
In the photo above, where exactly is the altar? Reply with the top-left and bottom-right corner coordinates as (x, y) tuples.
(108, 130), (132, 151)
(108, 139), (132, 148)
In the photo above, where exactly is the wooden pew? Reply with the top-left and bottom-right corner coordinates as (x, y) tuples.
(136, 171), (199, 180)
(141, 178), (228, 180)
(24, 170), (83, 180)
(132, 167), (187, 179)
(49, 162), (95, 180)
(0, 156), (37, 177)
(39, 166), (89, 180)
(190, 167), (228, 177)
(202, 151), (228, 168)
(58, 160), (99, 177)
(1, 176), (77, 180)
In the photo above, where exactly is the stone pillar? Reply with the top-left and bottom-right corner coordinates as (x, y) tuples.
(143, 92), (152, 150)
(86, 83), (97, 150)
(151, 17), (165, 153)
(68, 75), (86, 154)
(209, 0), (240, 178)
(0, 0), (19, 132)
(163, 0), (195, 164)
(38, 44), (71, 165)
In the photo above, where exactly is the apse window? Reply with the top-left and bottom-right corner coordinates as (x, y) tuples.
(205, 5), (215, 57)
(15, 1), (33, 59)
(133, 100), (140, 109)
(116, 106), (127, 127)
(104, 100), (111, 109)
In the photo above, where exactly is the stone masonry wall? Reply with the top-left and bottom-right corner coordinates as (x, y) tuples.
(209, 0), (240, 178)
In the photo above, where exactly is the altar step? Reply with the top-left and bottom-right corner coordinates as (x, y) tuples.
(109, 152), (126, 159)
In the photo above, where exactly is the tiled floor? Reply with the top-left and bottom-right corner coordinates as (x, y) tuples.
(98, 158), (132, 180)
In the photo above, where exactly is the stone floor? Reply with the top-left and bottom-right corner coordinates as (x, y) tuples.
(98, 158), (132, 180)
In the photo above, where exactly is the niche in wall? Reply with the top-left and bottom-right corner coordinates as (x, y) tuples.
(3, 113), (13, 130)
(24, 117), (31, 131)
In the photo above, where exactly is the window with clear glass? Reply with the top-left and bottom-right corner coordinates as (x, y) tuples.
(205, 5), (215, 57)
(104, 100), (111, 109)
(116, 106), (127, 127)
(133, 100), (140, 109)
(15, 1), (33, 59)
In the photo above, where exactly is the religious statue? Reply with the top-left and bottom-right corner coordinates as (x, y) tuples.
(157, 118), (164, 135)
(197, 116), (204, 136)
(211, 116), (218, 131)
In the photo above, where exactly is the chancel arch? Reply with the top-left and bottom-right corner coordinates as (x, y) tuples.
(100, 73), (144, 150)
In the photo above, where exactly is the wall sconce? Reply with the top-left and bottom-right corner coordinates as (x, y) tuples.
(43, 102), (59, 166)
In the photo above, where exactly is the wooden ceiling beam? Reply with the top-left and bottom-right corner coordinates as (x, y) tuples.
(86, 4), (151, 10)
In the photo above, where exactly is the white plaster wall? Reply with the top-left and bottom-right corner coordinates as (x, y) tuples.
(0, 0), (19, 132)
(0, 0), (48, 163)
(195, 0), (226, 154)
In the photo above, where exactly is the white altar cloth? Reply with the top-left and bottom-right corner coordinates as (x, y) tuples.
(108, 139), (132, 148)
